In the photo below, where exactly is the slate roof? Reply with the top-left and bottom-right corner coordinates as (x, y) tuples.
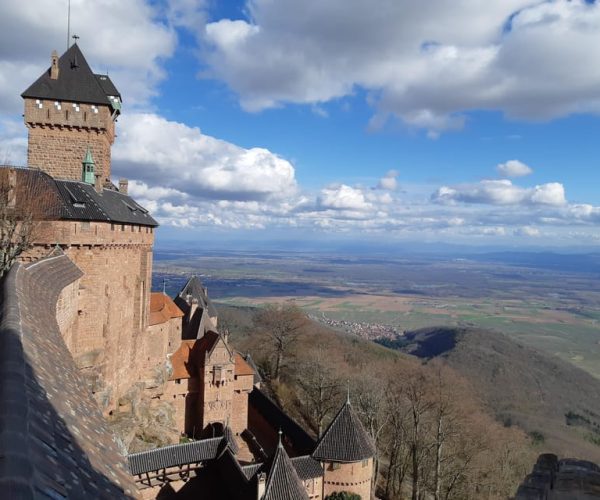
(127, 425), (240, 477)
(290, 455), (324, 480)
(22, 44), (120, 107)
(312, 399), (375, 463)
(55, 179), (158, 226)
(2, 166), (158, 227)
(262, 439), (309, 500)
(240, 455), (322, 483)
(127, 437), (224, 476)
(177, 276), (218, 318)
(0, 251), (138, 498)
(249, 388), (316, 456)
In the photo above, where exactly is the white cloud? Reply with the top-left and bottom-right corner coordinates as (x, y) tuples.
(202, 0), (600, 135)
(432, 179), (566, 207)
(377, 170), (398, 190)
(317, 184), (372, 211)
(0, 118), (27, 165)
(497, 159), (533, 177)
(113, 113), (297, 201)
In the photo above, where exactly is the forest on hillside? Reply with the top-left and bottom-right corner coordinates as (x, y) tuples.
(220, 304), (535, 500)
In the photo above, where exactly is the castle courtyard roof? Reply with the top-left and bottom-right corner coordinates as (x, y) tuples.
(249, 388), (316, 456)
(0, 250), (137, 498)
(22, 43), (121, 108)
(312, 399), (376, 463)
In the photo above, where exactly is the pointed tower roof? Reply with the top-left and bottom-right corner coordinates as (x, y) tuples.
(262, 435), (309, 500)
(177, 275), (218, 317)
(81, 146), (95, 184)
(83, 146), (94, 164)
(22, 44), (119, 107)
(312, 399), (375, 463)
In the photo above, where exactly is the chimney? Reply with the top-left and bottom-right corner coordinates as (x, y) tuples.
(50, 50), (59, 80)
(189, 298), (199, 320)
(118, 178), (129, 195)
(256, 472), (266, 499)
(7, 169), (17, 208)
(94, 173), (102, 193)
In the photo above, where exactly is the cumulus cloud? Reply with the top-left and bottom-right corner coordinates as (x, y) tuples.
(113, 113), (297, 201)
(497, 159), (533, 178)
(0, 0), (176, 114)
(202, 0), (600, 135)
(377, 170), (398, 190)
(317, 184), (372, 211)
(432, 179), (567, 207)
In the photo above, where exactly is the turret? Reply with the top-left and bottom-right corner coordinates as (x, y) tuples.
(81, 147), (95, 185)
(312, 397), (376, 499)
(261, 432), (309, 500)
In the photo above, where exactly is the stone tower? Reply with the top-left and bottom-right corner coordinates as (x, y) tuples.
(190, 331), (235, 437)
(312, 397), (376, 499)
(22, 43), (121, 182)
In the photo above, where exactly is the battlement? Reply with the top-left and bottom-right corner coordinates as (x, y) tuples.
(24, 97), (115, 135)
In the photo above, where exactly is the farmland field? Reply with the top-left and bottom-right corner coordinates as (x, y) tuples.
(153, 249), (600, 378)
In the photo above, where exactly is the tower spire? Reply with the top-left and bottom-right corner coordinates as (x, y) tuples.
(67, 0), (70, 51)
(82, 147), (95, 184)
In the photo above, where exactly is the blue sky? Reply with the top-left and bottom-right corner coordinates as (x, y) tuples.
(1, 0), (600, 248)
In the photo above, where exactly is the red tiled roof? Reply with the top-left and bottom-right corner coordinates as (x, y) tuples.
(169, 340), (197, 380)
(149, 292), (184, 326)
(234, 353), (255, 377)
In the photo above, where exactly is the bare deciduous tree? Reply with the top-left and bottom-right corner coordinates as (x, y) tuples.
(254, 304), (309, 382)
(0, 167), (56, 277)
(297, 353), (341, 437)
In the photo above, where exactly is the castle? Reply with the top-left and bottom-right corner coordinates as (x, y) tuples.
(0, 44), (375, 499)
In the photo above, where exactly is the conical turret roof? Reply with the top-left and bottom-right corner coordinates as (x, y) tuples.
(262, 437), (308, 500)
(312, 399), (375, 462)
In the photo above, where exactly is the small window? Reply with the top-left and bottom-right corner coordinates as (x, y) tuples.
(362, 459), (369, 467)
(175, 379), (181, 385)
(121, 224), (125, 231)
(81, 221), (90, 231)
(65, 110), (69, 120)
(331, 462), (341, 471)
(111, 223), (115, 231)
